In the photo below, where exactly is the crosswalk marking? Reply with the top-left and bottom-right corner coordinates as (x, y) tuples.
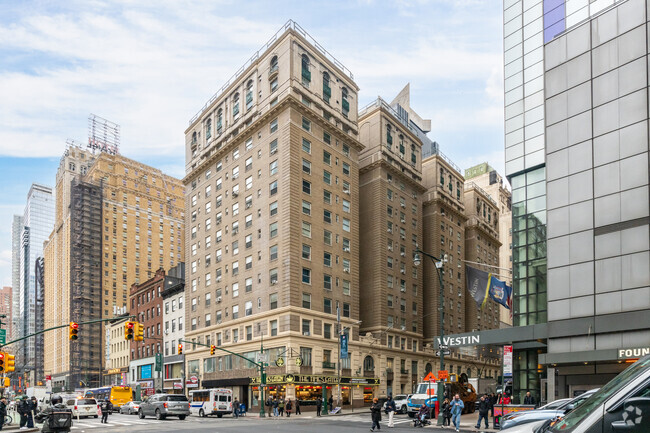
(69, 419), (164, 429)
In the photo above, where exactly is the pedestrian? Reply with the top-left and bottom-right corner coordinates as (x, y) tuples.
(441, 398), (451, 426)
(0, 397), (7, 431)
(285, 399), (292, 417)
(100, 397), (113, 424)
(278, 398), (284, 416)
(523, 392), (536, 406)
(475, 394), (490, 429)
(295, 398), (301, 415)
(316, 397), (322, 417)
(385, 394), (396, 428)
(233, 397), (239, 418)
(328, 395), (334, 411)
(489, 393), (497, 417)
(370, 397), (382, 431)
(450, 393), (464, 432)
(26, 396), (37, 428)
(272, 396), (279, 417)
(499, 392), (511, 405)
(266, 396), (273, 417)
(18, 397), (28, 429)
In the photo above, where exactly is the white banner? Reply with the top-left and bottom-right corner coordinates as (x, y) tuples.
(503, 345), (513, 377)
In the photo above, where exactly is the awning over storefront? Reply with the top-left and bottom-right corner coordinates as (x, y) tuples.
(249, 374), (380, 386)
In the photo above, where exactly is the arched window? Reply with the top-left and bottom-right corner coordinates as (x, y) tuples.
(270, 55), (278, 73)
(217, 108), (223, 134)
(191, 131), (197, 145)
(342, 87), (349, 117)
(425, 363), (432, 373)
(246, 80), (254, 111)
(232, 93), (240, 120)
(323, 72), (331, 103)
(301, 54), (311, 85)
(206, 118), (212, 140)
(363, 355), (375, 371)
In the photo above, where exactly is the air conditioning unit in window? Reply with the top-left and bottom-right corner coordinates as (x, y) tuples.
(400, 269), (406, 274)
(303, 331), (310, 336)
(400, 252), (405, 257)
(343, 247), (350, 252)
(401, 325), (406, 330)
(246, 203), (252, 209)
(343, 189), (350, 195)
(270, 149), (277, 155)
(216, 276), (221, 282)
(216, 296), (222, 303)
(232, 192), (238, 197)
(271, 280), (277, 285)
(343, 267), (350, 273)
(387, 228), (392, 233)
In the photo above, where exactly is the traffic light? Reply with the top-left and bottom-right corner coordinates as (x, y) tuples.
(6, 353), (15, 373)
(210, 345), (216, 355)
(178, 344), (183, 355)
(0, 352), (5, 373)
(2, 378), (9, 388)
(125, 321), (134, 340)
(135, 322), (144, 341)
(69, 322), (79, 341)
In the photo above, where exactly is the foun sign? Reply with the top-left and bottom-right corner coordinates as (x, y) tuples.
(618, 347), (650, 359)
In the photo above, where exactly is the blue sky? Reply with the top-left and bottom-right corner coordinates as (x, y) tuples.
(0, 0), (504, 286)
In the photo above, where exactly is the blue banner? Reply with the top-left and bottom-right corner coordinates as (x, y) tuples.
(140, 364), (152, 379)
(340, 334), (348, 359)
(489, 276), (512, 310)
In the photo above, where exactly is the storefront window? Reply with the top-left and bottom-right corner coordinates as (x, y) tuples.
(204, 357), (216, 373)
(187, 360), (199, 376)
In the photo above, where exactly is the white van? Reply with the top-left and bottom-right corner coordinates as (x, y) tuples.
(189, 388), (233, 418)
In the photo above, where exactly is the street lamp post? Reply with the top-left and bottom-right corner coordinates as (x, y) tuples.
(414, 248), (447, 426)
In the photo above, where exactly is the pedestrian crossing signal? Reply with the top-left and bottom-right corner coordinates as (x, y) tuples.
(6, 353), (15, 373)
(210, 345), (216, 355)
(69, 322), (79, 341)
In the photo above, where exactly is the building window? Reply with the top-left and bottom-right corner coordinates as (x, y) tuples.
(342, 218), (350, 232)
(341, 87), (349, 117)
(270, 293), (278, 310)
(302, 179), (311, 194)
(324, 298), (332, 314)
(302, 244), (311, 260)
(302, 221), (311, 238)
(302, 293), (311, 309)
(269, 160), (278, 175)
(270, 320), (278, 336)
(324, 274), (332, 290)
(269, 180), (278, 196)
(322, 72), (331, 103)
(302, 200), (311, 215)
(323, 170), (331, 185)
(323, 252), (332, 267)
(302, 268), (311, 284)
(232, 305), (239, 319)
(269, 222), (278, 238)
(245, 301), (253, 316)
(323, 209), (332, 224)
(270, 201), (278, 216)
(270, 245), (278, 261)
(302, 159), (311, 175)
(302, 319), (310, 336)
(270, 118), (278, 133)
(301, 54), (311, 85)
(302, 138), (311, 154)
(343, 303), (350, 318)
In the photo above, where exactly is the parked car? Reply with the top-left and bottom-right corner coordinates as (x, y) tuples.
(383, 394), (411, 414)
(119, 400), (141, 415)
(66, 398), (99, 418)
(138, 394), (190, 420)
(536, 398), (572, 410)
(500, 389), (598, 430)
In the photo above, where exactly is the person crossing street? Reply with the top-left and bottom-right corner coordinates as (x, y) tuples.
(450, 393), (464, 432)
(385, 394), (396, 428)
(99, 398), (113, 424)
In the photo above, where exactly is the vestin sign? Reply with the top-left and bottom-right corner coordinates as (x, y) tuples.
(436, 335), (480, 347)
(618, 347), (650, 359)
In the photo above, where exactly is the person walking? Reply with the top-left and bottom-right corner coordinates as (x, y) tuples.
(266, 396), (273, 417)
(385, 394), (396, 428)
(26, 396), (37, 428)
(272, 397), (279, 417)
(316, 397), (322, 417)
(328, 395), (334, 412)
(441, 398), (451, 427)
(370, 397), (382, 431)
(278, 398), (284, 416)
(233, 398), (239, 418)
(475, 395), (490, 429)
(0, 397), (7, 431)
(285, 399), (292, 417)
(450, 393), (464, 432)
(100, 398), (113, 424)
(523, 392), (536, 406)
(295, 398), (301, 415)
(18, 397), (28, 429)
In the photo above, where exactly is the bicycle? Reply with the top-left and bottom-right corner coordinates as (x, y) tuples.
(3, 414), (13, 425)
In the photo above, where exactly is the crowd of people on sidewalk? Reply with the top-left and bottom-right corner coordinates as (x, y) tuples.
(264, 395), (302, 418)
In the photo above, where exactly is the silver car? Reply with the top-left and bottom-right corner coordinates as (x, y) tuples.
(138, 394), (189, 420)
(119, 400), (141, 415)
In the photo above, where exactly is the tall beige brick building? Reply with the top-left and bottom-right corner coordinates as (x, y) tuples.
(465, 163), (513, 327)
(183, 21), (368, 410)
(44, 145), (184, 391)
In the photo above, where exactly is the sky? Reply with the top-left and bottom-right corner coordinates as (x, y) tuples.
(0, 0), (504, 287)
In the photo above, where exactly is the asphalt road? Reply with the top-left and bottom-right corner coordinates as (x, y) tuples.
(37, 412), (493, 432)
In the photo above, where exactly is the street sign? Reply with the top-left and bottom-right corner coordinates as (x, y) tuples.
(438, 370), (449, 380)
(0, 329), (6, 345)
(423, 372), (436, 382)
(256, 352), (268, 363)
(435, 350), (451, 356)
(438, 344), (449, 349)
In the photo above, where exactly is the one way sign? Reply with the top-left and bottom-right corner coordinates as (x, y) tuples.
(435, 349), (451, 356)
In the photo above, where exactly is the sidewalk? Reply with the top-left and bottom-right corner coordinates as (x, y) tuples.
(425, 413), (499, 432)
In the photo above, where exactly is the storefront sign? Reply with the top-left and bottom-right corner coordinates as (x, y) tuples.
(107, 368), (122, 375)
(186, 380), (198, 388)
(173, 382), (183, 389)
(140, 364), (153, 380)
(436, 334), (480, 347)
(249, 374), (380, 385)
(139, 380), (154, 389)
(503, 345), (513, 378)
(190, 375), (199, 383)
(618, 346), (650, 359)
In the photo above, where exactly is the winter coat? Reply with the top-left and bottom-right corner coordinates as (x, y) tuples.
(286, 401), (292, 411)
(0, 401), (6, 417)
(316, 398), (322, 408)
(450, 398), (464, 416)
(524, 395), (536, 405)
(385, 398), (396, 412)
(478, 398), (490, 415)
(370, 402), (382, 422)
(442, 402), (451, 417)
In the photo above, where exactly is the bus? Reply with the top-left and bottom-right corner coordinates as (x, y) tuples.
(189, 388), (233, 418)
(84, 386), (133, 407)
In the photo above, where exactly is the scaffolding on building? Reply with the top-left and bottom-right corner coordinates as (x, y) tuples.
(69, 178), (103, 389)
